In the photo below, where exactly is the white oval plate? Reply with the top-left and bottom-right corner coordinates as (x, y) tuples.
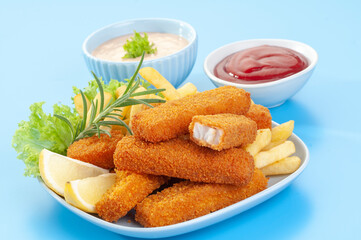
(39, 121), (309, 238)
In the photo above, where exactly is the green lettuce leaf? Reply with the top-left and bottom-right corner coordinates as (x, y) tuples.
(72, 78), (125, 101)
(12, 102), (80, 177)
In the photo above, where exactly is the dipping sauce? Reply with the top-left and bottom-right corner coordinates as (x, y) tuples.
(92, 32), (189, 62)
(214, 45), (308, 84)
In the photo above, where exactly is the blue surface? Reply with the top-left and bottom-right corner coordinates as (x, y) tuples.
(2, 1), (361, 239)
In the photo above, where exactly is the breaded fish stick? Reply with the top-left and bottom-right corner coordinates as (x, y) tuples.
(95, 170), (168, 222)
(135, 169), (268, 227)
(131, 86), (251, 143)
(189, 114), (257, 151)
(67, 130), (123, 169)
(114, 136), (254, 186)
(245, 104), (272, 130)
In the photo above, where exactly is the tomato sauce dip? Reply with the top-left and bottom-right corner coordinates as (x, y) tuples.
(214, 45), (308, 84)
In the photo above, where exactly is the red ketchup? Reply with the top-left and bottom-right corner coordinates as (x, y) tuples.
(214, 45), (308, 84)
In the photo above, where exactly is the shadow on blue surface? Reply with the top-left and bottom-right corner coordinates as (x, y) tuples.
(28, 201), (119, 239)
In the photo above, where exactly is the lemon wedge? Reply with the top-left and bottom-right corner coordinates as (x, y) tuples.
(39, 149), (109, 196)
(64, 173), (116, 213)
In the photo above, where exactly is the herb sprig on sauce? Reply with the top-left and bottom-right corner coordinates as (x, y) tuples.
(123, 31), (157, 59)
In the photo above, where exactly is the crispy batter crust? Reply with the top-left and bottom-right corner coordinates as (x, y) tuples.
(67, 130), (123, 169)
(114, 136), (254, 186)
(95, 170), (168, 222)
(135, 169), (268, 227)
(189, 114), (257, 151)
(245, 104), (272, 129)
(131, 86), (251, 143)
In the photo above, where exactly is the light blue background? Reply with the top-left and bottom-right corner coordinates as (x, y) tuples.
(2, 0), (361, 239)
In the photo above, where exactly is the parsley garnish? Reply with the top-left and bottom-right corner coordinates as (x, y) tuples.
(123, 31), (157, 59)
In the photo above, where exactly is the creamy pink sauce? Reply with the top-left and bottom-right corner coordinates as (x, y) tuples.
(92, 32), (189, 62)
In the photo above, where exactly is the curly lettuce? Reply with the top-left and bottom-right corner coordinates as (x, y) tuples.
(12, 102), (80, 177)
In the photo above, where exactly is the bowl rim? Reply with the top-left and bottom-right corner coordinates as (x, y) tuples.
(203, 38), (318, 89)
(82, 18), (197, 64)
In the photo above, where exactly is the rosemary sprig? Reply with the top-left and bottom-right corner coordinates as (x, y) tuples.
(55, 52), (165, 143)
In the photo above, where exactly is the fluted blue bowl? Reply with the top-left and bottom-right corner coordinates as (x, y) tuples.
(83, 18), (197, 87)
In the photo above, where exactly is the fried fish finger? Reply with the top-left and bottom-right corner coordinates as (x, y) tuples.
(245, 104), (272, 129)
(135, 169), (268, 227)
(95, 170), (168, 222)
(131, 86), (251, 143)
(114, 136), (254, 186)
(67, 130), (123, 169)
(189, 114), (257, 151)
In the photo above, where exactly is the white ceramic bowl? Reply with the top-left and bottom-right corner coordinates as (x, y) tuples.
(204, 39), (318, 108)
(83, 18), (197, 87)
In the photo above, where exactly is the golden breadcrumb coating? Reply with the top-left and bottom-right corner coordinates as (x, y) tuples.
(135, 169), (268, 227)
(189, 114), (257, 151)
(67, 130), (123, 169)
(114, 136), (254, 186)
(131, 86), (251, 143)
(245, 104), (272, 129)
(95, 170), (168, 222)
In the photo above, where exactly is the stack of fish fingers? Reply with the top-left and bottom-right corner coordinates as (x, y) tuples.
(102, 86), (271, 226)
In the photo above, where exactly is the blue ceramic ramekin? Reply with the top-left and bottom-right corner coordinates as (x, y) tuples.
(82, 18), (197, 87)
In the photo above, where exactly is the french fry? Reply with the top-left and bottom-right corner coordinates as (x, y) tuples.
(73, 93), (90, 118)
(86, 91), (113, 127)
(128, 86), (147, 128)
(114, 85), (131, 120)
(177, 82), (197, 97)
(115, 85), (127, 98)
(260, 156), (301, 176)
(245, 129), (272, 157)
(254, 140), (296, 168)
(263, 120), (294, 150)
(100, 86), (129, 132)
(139, 67), (181, 100)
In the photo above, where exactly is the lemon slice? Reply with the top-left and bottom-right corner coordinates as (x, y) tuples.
(64, 173), (116, 213)
(39, 149), (109, 196)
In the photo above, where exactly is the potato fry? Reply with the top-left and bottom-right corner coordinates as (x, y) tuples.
(254, 140), (296, 168)
(260, 156), (301, 176)
(177, 82), (197, 97)
(245, 129), (272, 157)
(128, 86), (157, 128)
(114, 85), (131, 119)
(271, 120), (294, 142)
(73, 93), (90, 118)
(99, 86), (130, 132)
(86, 91), (113, 127)
(115, 85), (127, 98)
(263, 120), (294, 150)
(139, 67), (181, 100)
